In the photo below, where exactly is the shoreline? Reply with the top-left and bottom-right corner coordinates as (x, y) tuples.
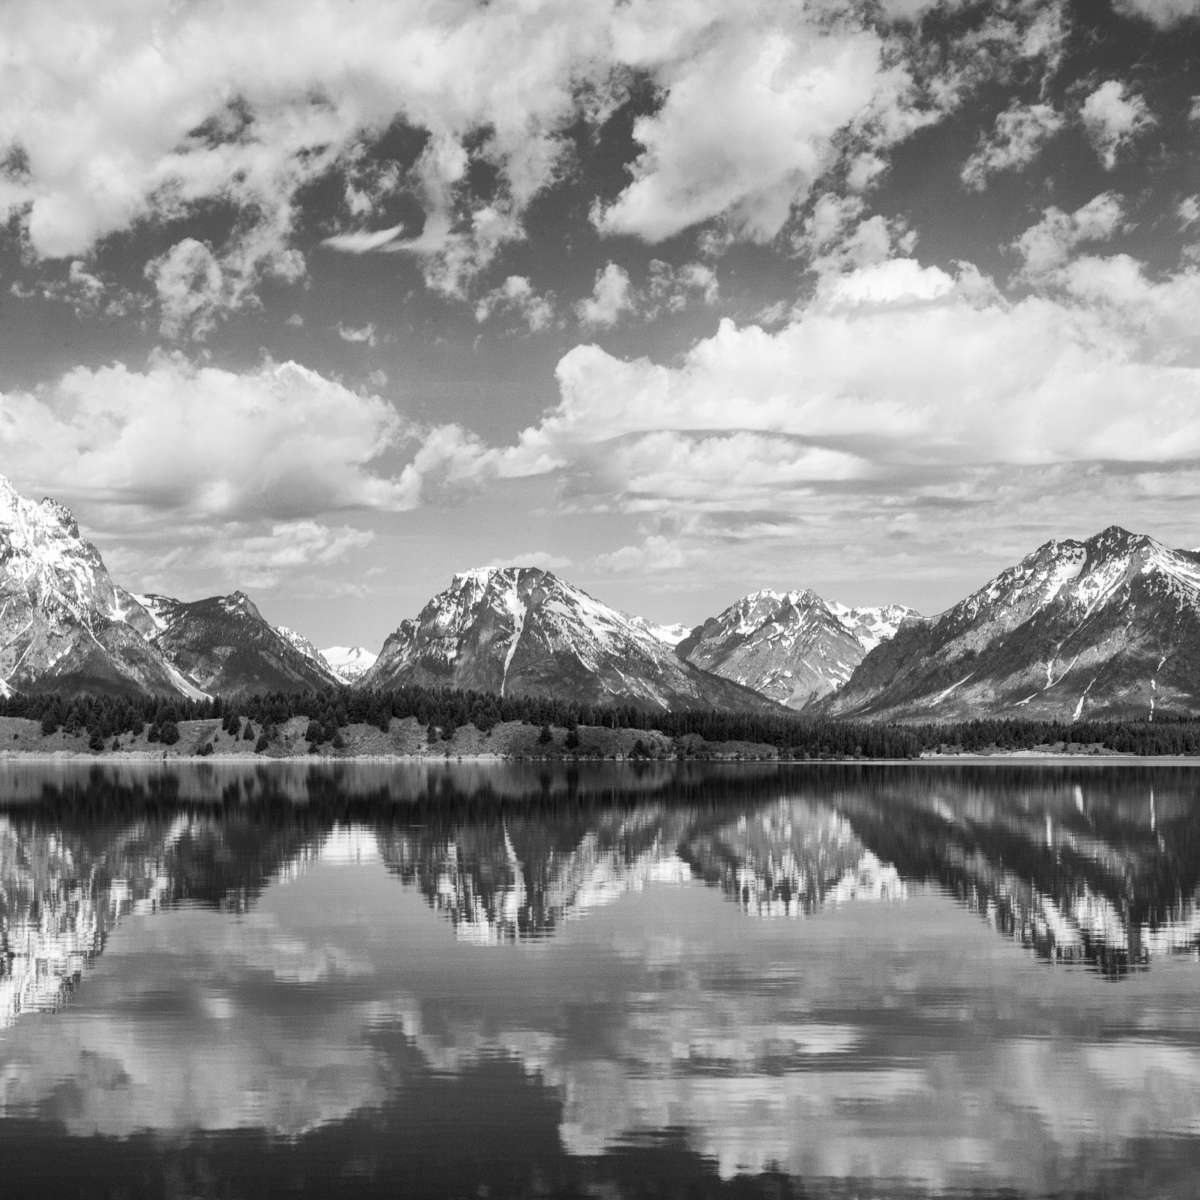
(1, 750), (1198, 766)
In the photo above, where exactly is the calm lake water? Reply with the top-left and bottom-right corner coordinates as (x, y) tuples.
(2, 761), (1200, 1198)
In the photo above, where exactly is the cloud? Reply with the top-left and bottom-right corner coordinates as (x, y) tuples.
(321, 224), (408, 253)
(1081, 81), (1155, 170)
(9, 259), (141, 320)
(150, 520), (376, 590)
(1112, 0), (1200, 27)
(146, 227), (305, 341)
(646, 260), (719, 313)
(337, 322), (378, 346)
(385, 249), (1200, 589)
(1013, 192), (1127, 278)
(594, 535), (691, 574)
(961, 102), (1065, 190)
(474, 275), (555, 332)
(0, 0), (1076, 329)
(0, 355), (419, 521)
(575, 260), (719, 330)
(593, 27), (886, 243)
(576, 263), (635, 329)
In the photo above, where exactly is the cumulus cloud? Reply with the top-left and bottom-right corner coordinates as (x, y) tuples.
(151, 520), (376, 590)
(794, 193), (916, 274)
(474, 275), (555, 332)
(0, 0), (1076, 329)
(384, 248), (1200, 587)
(961, 102), (1065, 190)
(576, 260), (718, 330)
(593, 28), (886, 243)
(576, 263), (635, 329)
(1013, 192), (1127, 278)
(1081, 81), (1156, 170)
(0, 356), (416, 520)
(337, 322), (378, 346)
(1113, 0), (1200, 27)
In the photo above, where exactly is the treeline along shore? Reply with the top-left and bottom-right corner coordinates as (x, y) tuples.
(1, 686), (1200, 760)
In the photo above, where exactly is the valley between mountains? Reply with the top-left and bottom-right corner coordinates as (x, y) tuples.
(2, 473), (1199, 724)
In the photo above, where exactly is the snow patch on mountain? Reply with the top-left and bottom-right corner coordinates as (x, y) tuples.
(364, 566), (775, 711)
(680, 588), (919, 710)
(320, 645), (378, 683)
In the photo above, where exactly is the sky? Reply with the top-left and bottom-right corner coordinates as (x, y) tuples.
(0, 0), (1198, 650)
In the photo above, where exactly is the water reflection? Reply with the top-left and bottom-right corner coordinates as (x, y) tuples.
(1, 762), (1200, 1197)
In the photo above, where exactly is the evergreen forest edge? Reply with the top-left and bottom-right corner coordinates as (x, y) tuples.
(3, 685), (1200, 758)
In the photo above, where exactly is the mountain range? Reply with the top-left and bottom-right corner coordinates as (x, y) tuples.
(0, 473), (1197, 721)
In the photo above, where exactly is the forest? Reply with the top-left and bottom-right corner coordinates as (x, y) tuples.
(2, 685), (1200, 758)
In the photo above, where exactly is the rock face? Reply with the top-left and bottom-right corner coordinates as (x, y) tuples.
(824, 526), (1200, 721)
(0, 478), (200, 697)
(149, 592), (340, 698)
(678, 589), (916, 710)
(320, 645), (378, 683)
(362, 567), (779, 711)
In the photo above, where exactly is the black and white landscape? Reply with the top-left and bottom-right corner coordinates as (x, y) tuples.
(3, 3), (1200, 1198)
(4, 471), (1200, 723)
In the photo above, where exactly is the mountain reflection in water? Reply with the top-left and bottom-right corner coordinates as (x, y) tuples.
(0, 761), (1199, 1198)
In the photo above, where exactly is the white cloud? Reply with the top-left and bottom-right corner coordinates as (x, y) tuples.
(1013, 192), (1127, 278)
(9, 259), (141, 319)
(961, 102), (1065, 190)
(594, 535), (691, 574)
(321, 224), (409, 254)
(0, 0), (1075, 325)
(474, 275), (555, 332)
(575, 259), (719, 330)
(576, 263), (635, 329)
(1081, 81), (1155, 170)
(153, 521), (376, 590)
(795, 195), (916, 275)
(0, 356), (417, 520)
(394, 251), (1200, 553)
(337, 322), (378, 346)
(146, 227), (305, 341)
(1112, 0), (1200, 27)
(1178, 196), (1200, 228)
(593, 27), (886, 243)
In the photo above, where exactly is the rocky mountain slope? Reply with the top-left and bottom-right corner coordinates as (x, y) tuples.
(362, 567), (779, 712)
(148, 592), (340, 698)
(678, 589), (916, 709)
(824, 526), (1200, 722)
(0, 479), (204, 697)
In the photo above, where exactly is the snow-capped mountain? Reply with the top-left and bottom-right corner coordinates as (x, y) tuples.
(321, 645), (378, 683)
(150, 592), (340, 698)
(362, 566), (779, 711)
(677, 589), (917, 710)
(0, 478), (202, 697)
(629, 617), (692, 647)
(824, 526), (1200, 721)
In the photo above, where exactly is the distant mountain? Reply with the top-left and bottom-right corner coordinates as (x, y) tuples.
(824, 526), (1200, 721)
(0, 479), (203, 698)
(321, 644), (378, 683)
(678, 589), (916, 709)
(362, 567), (780, 711)
(630, 617), (691, 647)
(150, 592), (340, 698)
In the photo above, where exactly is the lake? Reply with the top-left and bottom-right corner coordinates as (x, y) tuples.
(1, 760), (1199, 1198)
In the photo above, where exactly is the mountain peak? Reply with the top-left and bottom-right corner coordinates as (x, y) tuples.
(1086, 525), (1155, 557)
(38, 496), (80, 536)
(451, 565), (555, 591)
